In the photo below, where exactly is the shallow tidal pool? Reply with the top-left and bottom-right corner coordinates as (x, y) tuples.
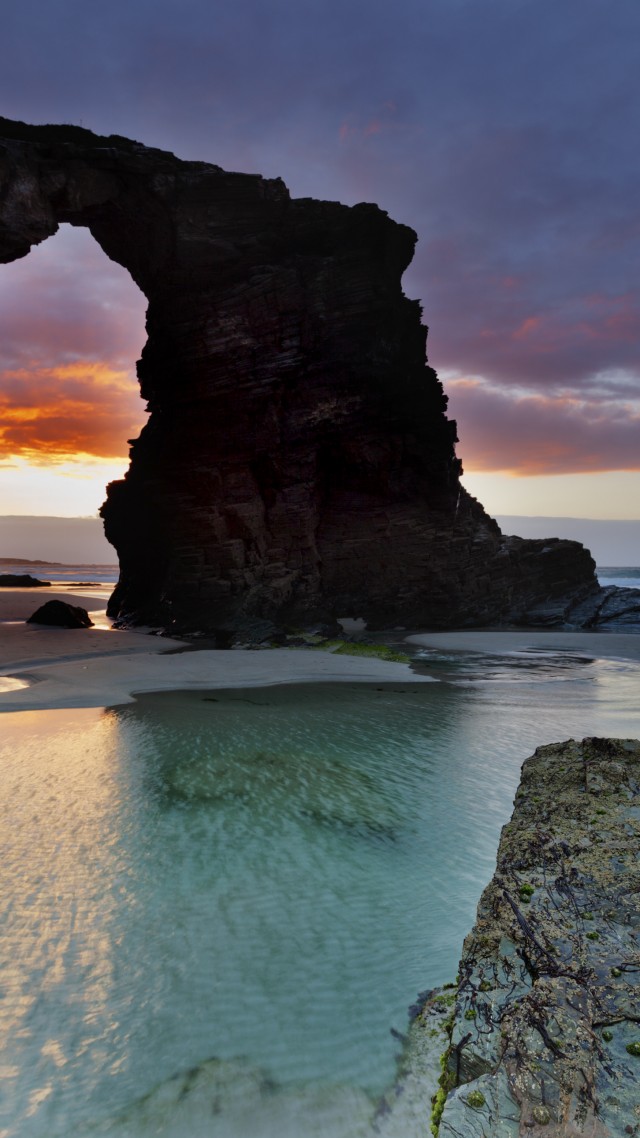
(1, 653), (639, 1136)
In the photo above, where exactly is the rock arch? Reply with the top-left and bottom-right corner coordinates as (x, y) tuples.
(0, 117), (598, 638)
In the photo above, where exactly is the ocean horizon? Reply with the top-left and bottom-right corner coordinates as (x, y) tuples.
(2, 559), (639, 592)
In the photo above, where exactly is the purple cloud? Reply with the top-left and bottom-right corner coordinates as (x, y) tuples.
(448, 378), (640, 475)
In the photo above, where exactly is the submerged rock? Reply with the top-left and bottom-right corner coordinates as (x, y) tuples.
(161, 747), (403, 837)
(82, 1056), (375, 1138)
(375, 988), (454, 1137)
(0, 116), (611, 638)
(26, 599), (94, 628)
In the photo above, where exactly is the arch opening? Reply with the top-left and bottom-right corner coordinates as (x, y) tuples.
(0, 223), (147, 559)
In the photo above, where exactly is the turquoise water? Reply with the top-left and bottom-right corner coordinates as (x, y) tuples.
(1, 651), (639, 1136)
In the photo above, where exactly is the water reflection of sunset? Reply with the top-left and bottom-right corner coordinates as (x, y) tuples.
(0, 706), (140, 1132)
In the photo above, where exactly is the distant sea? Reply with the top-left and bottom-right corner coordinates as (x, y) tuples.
(0, 559), (119, 587)
(1, 560), (638, 592)
(1, 559), (637, 596)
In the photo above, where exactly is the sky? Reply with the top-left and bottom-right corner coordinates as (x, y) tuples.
(0, 0), (639, 532)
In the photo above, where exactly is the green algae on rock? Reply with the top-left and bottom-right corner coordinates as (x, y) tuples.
(313, 640), (411, 663)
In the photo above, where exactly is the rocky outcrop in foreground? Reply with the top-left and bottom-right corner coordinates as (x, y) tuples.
(425, 737), (640, 1137)
(1, 117), (637, 639)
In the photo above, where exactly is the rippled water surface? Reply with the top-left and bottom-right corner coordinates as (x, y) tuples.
(1, 652), (639, 1136)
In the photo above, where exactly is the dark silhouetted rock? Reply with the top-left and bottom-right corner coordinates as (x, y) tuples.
(1, 117), (631, 638)
(0, 574), (50, 587)
(26, 600), (94, 628)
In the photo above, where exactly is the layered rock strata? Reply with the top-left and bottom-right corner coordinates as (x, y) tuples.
(430, 737), (640, 1137)
(1, 117), (635, 638)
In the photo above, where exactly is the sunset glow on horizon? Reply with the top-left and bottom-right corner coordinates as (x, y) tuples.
(0, 222), (638, 521)
(0, 225), (147, 515)
(0, 359), (146, 464)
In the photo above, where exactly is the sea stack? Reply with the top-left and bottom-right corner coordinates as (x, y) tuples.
(0, 117), (607, 639)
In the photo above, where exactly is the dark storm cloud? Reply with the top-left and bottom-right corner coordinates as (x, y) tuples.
(1, 0), (639, 472)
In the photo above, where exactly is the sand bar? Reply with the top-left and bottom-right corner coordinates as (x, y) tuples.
(3, 587), (639, 712)
(0, 588), (434, 712)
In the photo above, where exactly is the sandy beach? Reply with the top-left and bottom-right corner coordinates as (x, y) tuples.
(1, 584), (639, 713)
(0, 587), (435, 711)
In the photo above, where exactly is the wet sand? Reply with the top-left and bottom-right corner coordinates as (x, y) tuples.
(0, 588), (434, 712)
(2, 586), (639, 712)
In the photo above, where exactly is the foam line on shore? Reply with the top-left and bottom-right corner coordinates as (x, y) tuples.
(408, 629), (640, 663)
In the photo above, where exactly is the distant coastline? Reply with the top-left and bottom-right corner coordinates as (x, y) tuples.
(2, 514), (638, 568)
(0, 556), (64, 567)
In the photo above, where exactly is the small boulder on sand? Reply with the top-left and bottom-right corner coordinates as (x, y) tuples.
(26, 600), (94, 628)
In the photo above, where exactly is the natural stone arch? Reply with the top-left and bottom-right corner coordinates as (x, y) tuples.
(0, 117), (598, 639)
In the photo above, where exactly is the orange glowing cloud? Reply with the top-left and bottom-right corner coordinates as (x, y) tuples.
(0, 360), (146, 464)
(0, 224), (148, 467)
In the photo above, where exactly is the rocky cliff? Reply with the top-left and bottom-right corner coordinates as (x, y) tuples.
(1, 116), (634, 639)
(427, 737), (640, 1137)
